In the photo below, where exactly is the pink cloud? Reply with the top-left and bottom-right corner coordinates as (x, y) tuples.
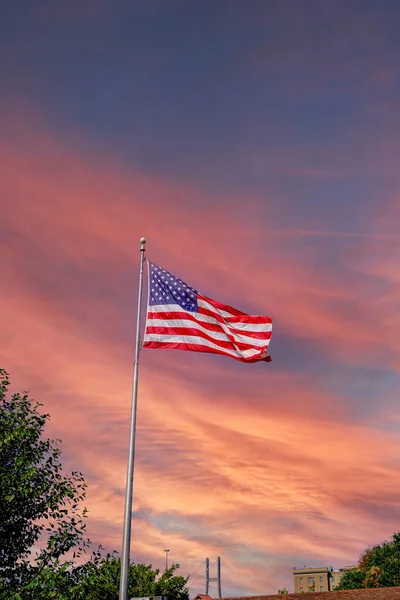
(1, 110), (400, 594)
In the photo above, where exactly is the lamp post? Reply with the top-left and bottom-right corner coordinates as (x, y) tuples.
(164, 549), (170, 571)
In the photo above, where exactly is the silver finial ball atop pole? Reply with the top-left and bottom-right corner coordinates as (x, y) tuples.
(140, 237), (146, 245)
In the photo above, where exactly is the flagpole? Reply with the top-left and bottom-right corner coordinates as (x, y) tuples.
(119, 236), (146, 600)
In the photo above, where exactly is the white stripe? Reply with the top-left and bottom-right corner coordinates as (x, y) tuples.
(228, 321), (272, 333)
(148, 304), (238, 328)
(145, 318), (270, 348)
(198, 297), (235, 318)
(149, 300), (235, 320)
(143, 333), (264, 359)
(148, 303), (272, 333)
(198, 298), (272, 333)
(149, 303), (184, 313)
(146, 310), (272, 347)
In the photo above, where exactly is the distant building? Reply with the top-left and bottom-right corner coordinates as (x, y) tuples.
(293, 565), (357, 593)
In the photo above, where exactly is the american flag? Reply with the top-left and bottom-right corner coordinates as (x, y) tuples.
(143, 262), (272, 363)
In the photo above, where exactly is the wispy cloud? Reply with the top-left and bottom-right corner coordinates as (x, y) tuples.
(1, 104), (400, 595)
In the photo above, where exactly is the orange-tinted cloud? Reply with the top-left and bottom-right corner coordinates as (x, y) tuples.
(1, 108), (400, 595)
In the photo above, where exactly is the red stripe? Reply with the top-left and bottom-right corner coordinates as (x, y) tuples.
(147, 311), (271, 339)
(147, 311), (228, 333)
(225, 315), (273, 324)
(200, 295), (273, 327)
(145, 326), (270, 351)
(143, 341), (271, 363)
(225, 327), (272, 340)
(197, 306), (227, 325)
(198, 301), (272, 326)
(200, 294), (246, 317)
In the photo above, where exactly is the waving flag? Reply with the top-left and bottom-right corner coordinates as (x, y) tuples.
(143, 262), (272, 363)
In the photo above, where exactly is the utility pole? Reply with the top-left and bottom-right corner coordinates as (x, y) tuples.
(205, 557), (222, 598)
(206, 558), (210, 595)
(165, 549), (170, 571)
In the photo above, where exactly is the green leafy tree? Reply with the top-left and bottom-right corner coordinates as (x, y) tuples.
(0, 369), (90, 595)
(0, 370), (191, 599)
(277, 587), (289, 594)
(83, 556), (189, 600)
(333, 569), (364, 590)
(337, 532), (400, 590)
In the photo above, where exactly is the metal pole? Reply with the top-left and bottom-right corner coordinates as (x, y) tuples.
(217, 556), (222, 598)
(165, 549), (170, 571)
(206, 558), (210, 595)
(119, 237), (147, 600)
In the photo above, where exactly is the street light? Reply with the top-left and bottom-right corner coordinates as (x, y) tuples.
(164, 549), (170, 571)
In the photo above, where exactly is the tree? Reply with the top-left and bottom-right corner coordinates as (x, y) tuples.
(334, 569), (364, 590)
(0, 369), (90, 595)
(82, 555), (189, 600)
(0, 369), (190, 599)
(336, 532), (400, 590)
(277, 588), (289, 594)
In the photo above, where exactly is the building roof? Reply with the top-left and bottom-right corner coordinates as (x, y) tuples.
(216, 588), (400, 600)
(293, 567), (332, 574)
(293, 566), (357, 575)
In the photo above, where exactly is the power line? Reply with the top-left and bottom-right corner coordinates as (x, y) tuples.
(186, 557), (223, 598)
(187, 559), (207, 581)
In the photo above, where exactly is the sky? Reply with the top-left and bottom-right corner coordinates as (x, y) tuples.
(1, 0), (400, 595)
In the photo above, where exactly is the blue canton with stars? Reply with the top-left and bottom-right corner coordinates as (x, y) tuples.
(148, 262), (199, 312)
